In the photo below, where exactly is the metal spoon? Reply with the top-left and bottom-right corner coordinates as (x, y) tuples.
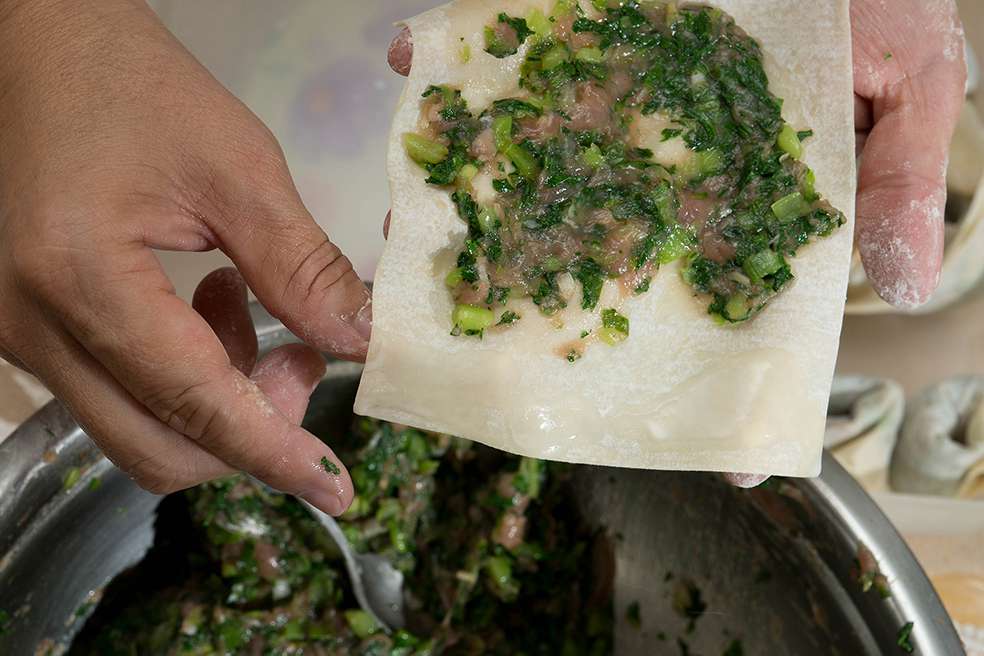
(298, 499), (406, 632)
(246, 475), (405, 631)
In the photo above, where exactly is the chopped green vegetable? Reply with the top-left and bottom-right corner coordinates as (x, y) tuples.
(626, 601), (641, 628)
(452, 304), (495, 334)
(497, 310), (520, 325)
(493, 115), (513, 151)
(445, 267), (464, 289)
(599, 308), (629, 345)
(344, 610), (379, 639)
(541, 43), (570, 71)
(504, 143), (539, 178)
(409, 2), (847, 338)
(63, 467), (81, 491)
(897, 621), (914, 653)
(457, 162), (478, 183)
(777, 124), (802, 159)
(771, 192), (812, 222)
(87, 476), (102, 491)
(403, 132), (448, 165)
(575, 47), (605, 64)
(742, 249), (784, 281)
(320, 456), (340, 476)
(582, 143), (605, 168)
(484, 13), (533, 58)
(526, 8), (553, 38)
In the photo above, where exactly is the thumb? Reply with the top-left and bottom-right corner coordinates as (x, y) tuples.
(206, 144), (372, 360)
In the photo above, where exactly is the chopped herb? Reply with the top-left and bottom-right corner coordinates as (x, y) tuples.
(580, 330), (591, 339)
(88, 476), (102, 491)
(485, 13), (533, 58)
(497, 310), (520, 325)
(884, 52), (893, 60)
(320, 456), (340, 476)
(626, 601), (641, 628)
(408, 3), (846, 337)
(567, 349), (581, 363)
(897, 621), (914, 653)
(672, 579), (707, 633)
(574, 258), (606, 310)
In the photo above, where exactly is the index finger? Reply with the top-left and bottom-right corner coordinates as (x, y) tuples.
(48, 246), (353, 515)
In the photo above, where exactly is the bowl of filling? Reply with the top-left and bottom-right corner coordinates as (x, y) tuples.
(0, 309), (962, 655)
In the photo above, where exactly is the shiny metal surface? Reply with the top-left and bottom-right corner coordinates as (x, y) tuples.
(0, 306), (963, 654)
(299, 497), (406, 632)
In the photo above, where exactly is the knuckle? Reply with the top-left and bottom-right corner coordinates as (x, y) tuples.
(283, 238), (356, 310)
(142, 376), (228, 445)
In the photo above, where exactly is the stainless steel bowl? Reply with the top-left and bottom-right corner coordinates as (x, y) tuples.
(0, 309), (962, 655)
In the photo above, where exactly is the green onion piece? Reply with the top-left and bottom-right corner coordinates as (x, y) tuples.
(445, 267), (464, 288)
(802, 168), (818, 201)
(541, 44), (569, 71)
(575, 47), (605, 63)
(665, 2), (679, 22)
(457, 163), (478, 184)
(598, 326), (626, 346)
(504, 143), (539, 178)
(344, 610), (378, 639)
(402, 132), (448, 165)
(582, 143), (605, 168)
(771, 191), (812, 222)
(552, 0), (577, 16)
(492, 115), (513, 152)
(742, 249), (784, 281)
(542, 256), (565, 272)
(485, 555), (518, 599)
(526, 8), (552, 37)
(452, 304), (495, 333)
(599, 308), (629, 345)
(591, 0), (608, 11)
(777, 124), (802, 159)
(696, 149), (723, 175)
(651, 181), (677, 223)
(658, 225), (694, 264)
(460, 43), (472, 63)
(477, 206), (498, 234)
(724, 294), (750, 321)
(63, 467), (81, 490)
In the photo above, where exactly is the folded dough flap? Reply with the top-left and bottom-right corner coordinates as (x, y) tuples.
(356, 0), (855, 477)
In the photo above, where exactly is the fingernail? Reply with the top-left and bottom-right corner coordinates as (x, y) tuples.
(304, 487), (345, 516)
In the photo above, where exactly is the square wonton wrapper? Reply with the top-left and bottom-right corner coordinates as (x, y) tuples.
(355, 0), (855, 477)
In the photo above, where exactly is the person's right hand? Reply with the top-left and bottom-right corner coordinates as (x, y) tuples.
(0, 0), (369, 514)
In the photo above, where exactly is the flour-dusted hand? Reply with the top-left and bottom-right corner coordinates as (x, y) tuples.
(852, 0), (967, 308)
(0, 0), (368, 514)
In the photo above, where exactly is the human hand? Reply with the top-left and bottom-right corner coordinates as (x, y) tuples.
(0, 0), (368, 514)
(852, 0), (966, 308)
